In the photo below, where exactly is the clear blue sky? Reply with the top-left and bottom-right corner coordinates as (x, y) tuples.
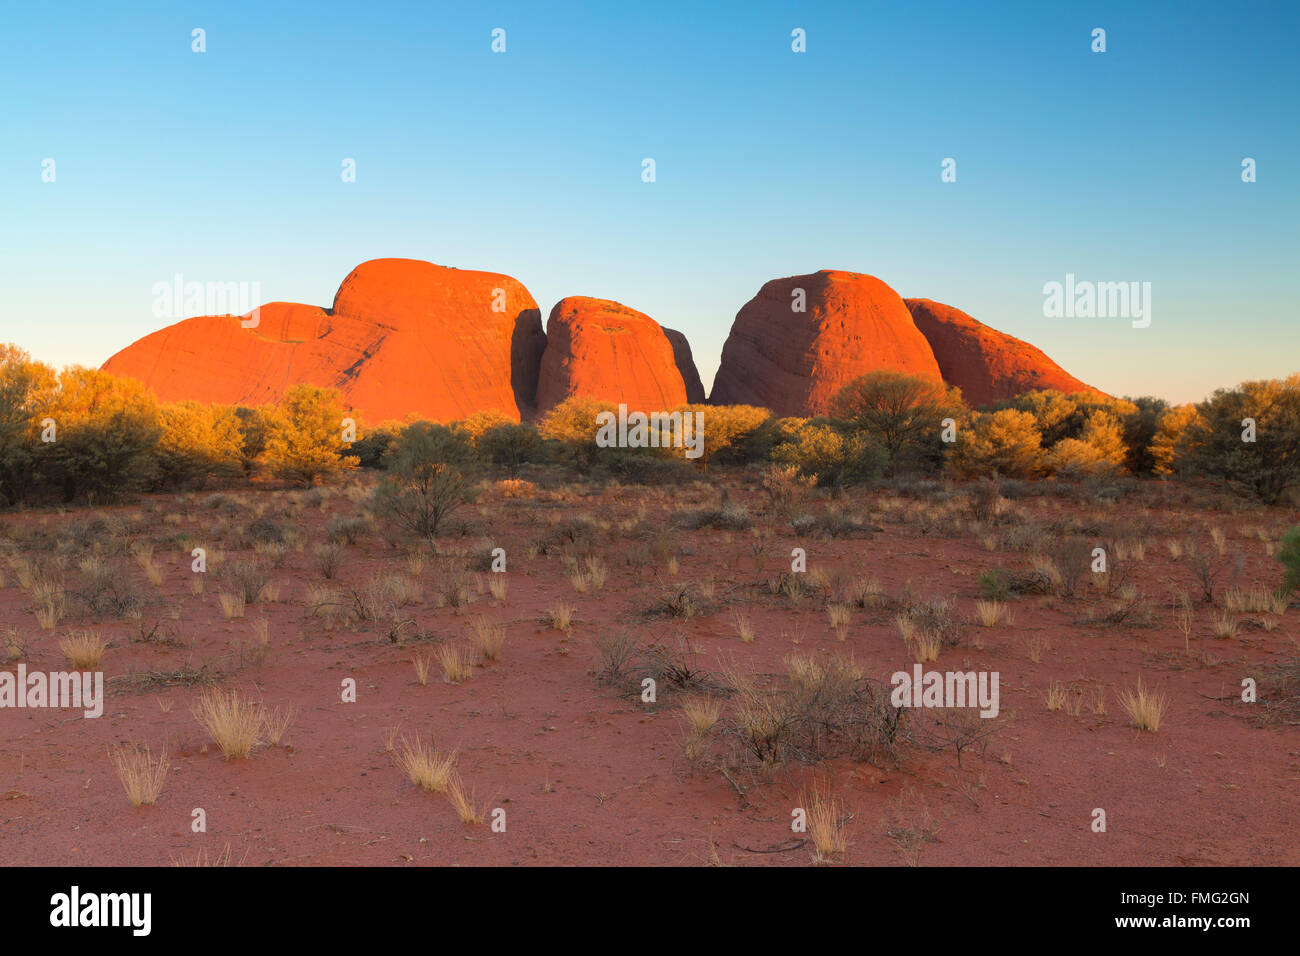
(1, 0), (1296, 403)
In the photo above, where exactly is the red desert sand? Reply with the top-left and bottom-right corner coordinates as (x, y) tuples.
(2, 476), (1295, 866)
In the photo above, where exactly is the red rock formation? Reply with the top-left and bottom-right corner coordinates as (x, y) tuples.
(662, 328), (706, 404)
(904, 298), (1103, 407)
(534, 297), (688, 414)
(102, 259), (546, 423)
(103, 258), (1099, 425)
(710, 271), (943, 416)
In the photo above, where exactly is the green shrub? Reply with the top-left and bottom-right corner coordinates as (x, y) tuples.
(831, 371), (965, 475)
(350, 424), (400, 469)
(326, 514), (367, 545)
(771, 421), (886, 486)
(42, 367), (162, 503)
(977, 570), (1011, 601)
(233, 406), (269, 477)
(477, 422), (540, 476)
(1280, 526), (1300, 594)
(372, 422), (478, 544)
(679, 403), (772, 467)
(685, 504), (751, 531)
(537, 396), (616, 473)
(1122, 396), (1168, 475)
(1181, 375), (1300, 503)
(0, 345), (56, 505)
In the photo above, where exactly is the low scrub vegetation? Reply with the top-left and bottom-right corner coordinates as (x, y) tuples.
(5, 343), (1299, 504)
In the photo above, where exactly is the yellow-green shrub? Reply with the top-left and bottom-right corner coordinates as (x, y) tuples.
(42, 367), (162, 502)
(256, 384), (359, 485)
(156, 401), (244, 488)
(947, 408), (1043, 479)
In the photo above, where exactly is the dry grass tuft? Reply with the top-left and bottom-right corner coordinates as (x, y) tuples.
(218, 591), (245, 620)
(109, 744), (169, 806)
(60, 630), (106, 668)
(974, 599), (1005, 628)
(802, 780), (848, 863)
(445, 772), (487, 824)
(170, 843), (242, 867)
(1224, 585), (1273, 614)
(384, 724), (402, 752)
(261, 703), (295, 746)
(826, 603), (851, 641)
(394, 736), (458, 793)
(905, 628), (940, 663)
(680, 696), (724, 737)
(138, 555), (164, 587)
(436, 643), (474, 684)
(1212, 613), (1238, 640)
(412, 649), (434, 685)
(570, 556), (609, 593)
(469, 617), (506, 661)
(34, 591), (66, 630)
(544, 602), (574, 631)
(1045, 682), (1068, 711)
(192, 689), (266, 759)
(851, 576), (887, 609)
(1118, 678), (1168, 732)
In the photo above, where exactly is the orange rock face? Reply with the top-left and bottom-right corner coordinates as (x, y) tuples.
(710, 271), (943, 416)
(662, 328), (706, 404)
(102, 259), (546, 423)
(102, 258), (1098, 425)
(904, 298), (1102, 408)
(534, 297), (689, 414)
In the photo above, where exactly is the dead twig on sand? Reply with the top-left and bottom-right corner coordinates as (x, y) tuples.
(733, 839), (807, 854)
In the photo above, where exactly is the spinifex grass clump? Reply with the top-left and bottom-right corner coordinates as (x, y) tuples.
(394, 736), (458, 793)
(445, 771), (487, 824)
(109, 744), (169, 806)
(436, 643), (473, 683)
(680, 696), (723, 737)
(59, 630), (106, 668)
(262, 703), (295, 746)
(192, 689), (265, 759)
(801, 780), (848, 864)
(412, 649), (433, 685)
(544, 601), (574, 631)
(974, 600), (1005, 627)
(469, 617), (506, 661)
(1118, 678), (1169, 732)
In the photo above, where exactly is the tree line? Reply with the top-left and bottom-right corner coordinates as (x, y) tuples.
(2, 343), (1298, 507)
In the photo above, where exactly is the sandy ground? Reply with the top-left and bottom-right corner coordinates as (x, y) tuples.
(2, 472), (1297, 866)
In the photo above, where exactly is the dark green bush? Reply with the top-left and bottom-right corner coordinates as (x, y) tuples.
(1280, 526), (1300, 594)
